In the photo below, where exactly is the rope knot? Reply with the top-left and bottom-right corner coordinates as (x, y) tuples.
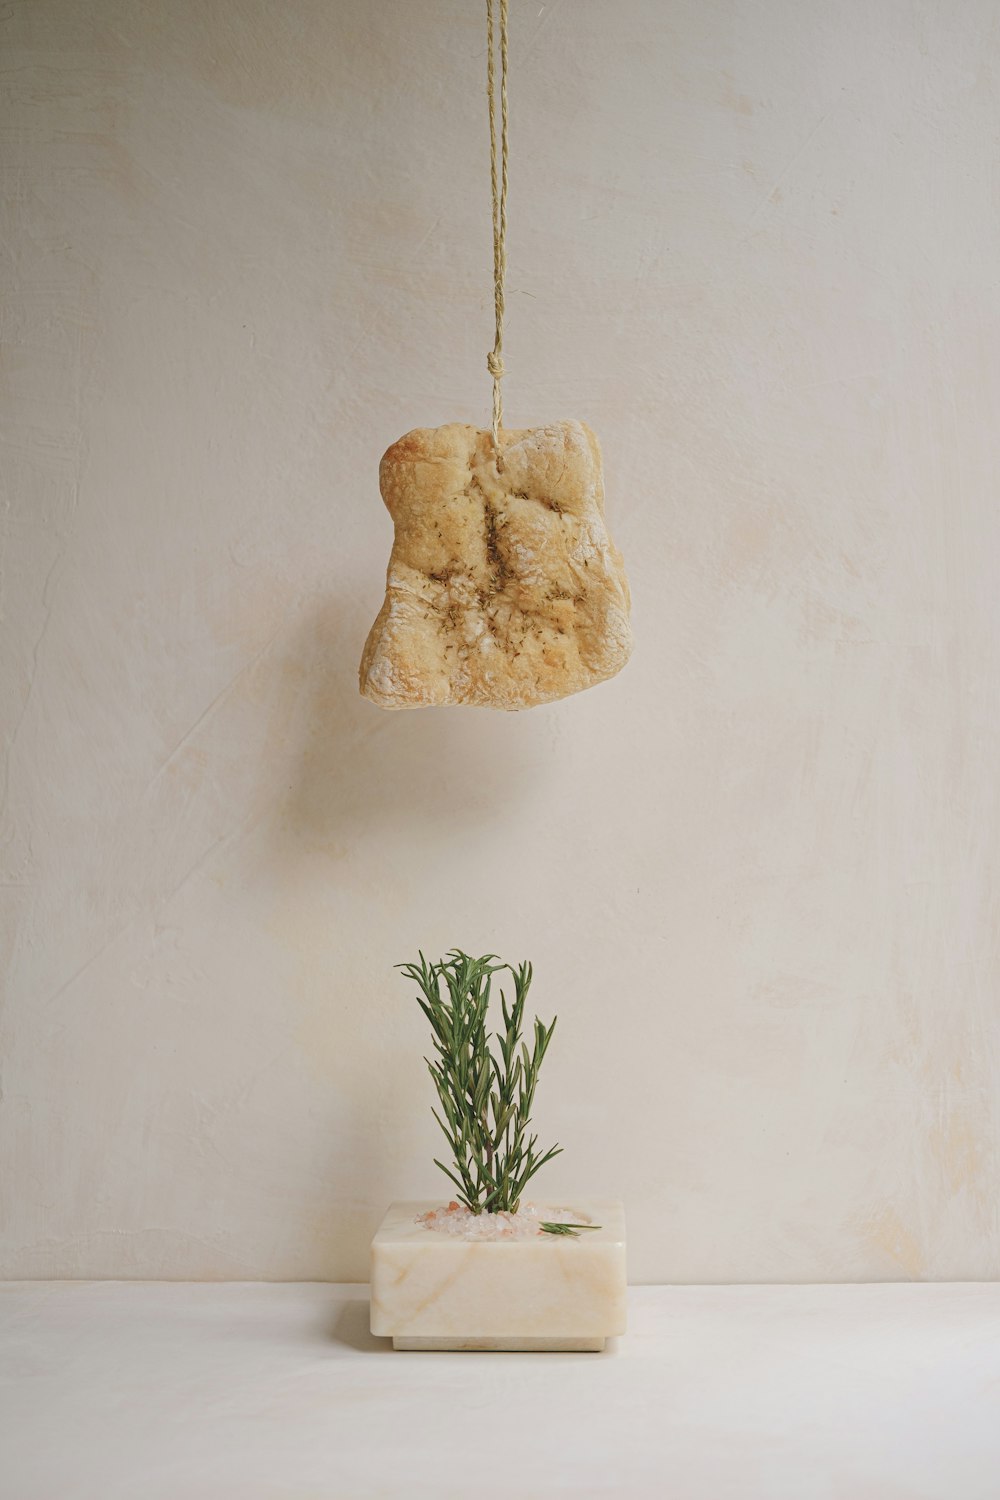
(487, 351), (505, 380)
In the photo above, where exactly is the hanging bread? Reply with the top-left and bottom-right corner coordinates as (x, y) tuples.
(359, 0), (633, 710)
(359, 420), (631, 710)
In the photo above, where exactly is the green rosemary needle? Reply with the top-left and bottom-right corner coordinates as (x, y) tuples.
(540, 1222), (602, 1237)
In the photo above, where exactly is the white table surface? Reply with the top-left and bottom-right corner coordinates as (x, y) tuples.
(2, 1281), (998, 1499)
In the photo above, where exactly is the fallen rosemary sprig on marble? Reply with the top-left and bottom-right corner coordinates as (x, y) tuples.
(540, 1222), (602, 1237)
(399, 950), (561, 1215)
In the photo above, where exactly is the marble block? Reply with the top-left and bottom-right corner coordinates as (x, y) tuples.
(370, 1200), (626, 1352)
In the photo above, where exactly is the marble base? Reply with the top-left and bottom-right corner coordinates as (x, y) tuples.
(370, 1200), (626, 1352)
(393, 1336), (605, 1352)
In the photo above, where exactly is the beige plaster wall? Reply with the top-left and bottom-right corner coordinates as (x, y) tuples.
(2, 0), (998, 1282)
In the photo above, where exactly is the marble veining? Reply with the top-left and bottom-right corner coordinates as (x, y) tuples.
(370, 1200), (627, 1351)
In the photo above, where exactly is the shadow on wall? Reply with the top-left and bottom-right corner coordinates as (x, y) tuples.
(278, 593), (558, 856)
(250, 590), (559, 1274)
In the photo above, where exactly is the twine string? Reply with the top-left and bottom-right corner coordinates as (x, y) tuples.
(486, 0), (509, 455)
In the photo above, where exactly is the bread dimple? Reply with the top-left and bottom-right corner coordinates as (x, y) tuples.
(359, 420), (632, 710)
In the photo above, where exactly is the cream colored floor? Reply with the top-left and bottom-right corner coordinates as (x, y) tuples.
(2, 1282), (998, 1498)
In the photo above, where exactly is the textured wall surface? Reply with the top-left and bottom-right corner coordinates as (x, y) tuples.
(2, 0), (999, 1283)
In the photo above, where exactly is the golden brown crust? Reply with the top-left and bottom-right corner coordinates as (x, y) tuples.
(359, 420), (632, 710)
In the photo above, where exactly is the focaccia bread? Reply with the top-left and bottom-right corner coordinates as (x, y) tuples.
(359, 420), (632, 710)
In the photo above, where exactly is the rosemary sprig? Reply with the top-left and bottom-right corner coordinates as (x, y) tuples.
(399, 949), (562, 1215)
(540, 1222), (602, 1237)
